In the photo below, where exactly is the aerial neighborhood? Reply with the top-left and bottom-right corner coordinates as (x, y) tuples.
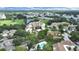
(0, 9), (79, 51)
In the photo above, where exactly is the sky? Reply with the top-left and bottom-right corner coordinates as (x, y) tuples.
(0, 0), (79, 7)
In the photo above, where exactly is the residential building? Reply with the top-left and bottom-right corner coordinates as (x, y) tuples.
(0, 13), (6, 19)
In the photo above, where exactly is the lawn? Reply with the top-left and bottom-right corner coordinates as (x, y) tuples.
(0, 19), (25, 26)
(41, 19), (48, 25)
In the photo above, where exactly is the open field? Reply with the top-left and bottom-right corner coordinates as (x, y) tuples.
(41, 19), (48, 24)
(0, 19), (24, 26)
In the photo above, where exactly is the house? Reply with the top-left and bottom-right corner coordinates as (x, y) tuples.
(61, 24), (77, 33)
(53, 40), (77, 51)
(0, 38), (14, 51)
(50, 22), (70, 30)
(68, 24), (77, 32)
(0, 30), (16, 50)
(2, 39), (14, 51)
(47, 31), (62, 39)
(25, 21), (45, 33)
(1, 30), (16, 37)
(0, 13), (6, 19)
(1, 30), (9, 37)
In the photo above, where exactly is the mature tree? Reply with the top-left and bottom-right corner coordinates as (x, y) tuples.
(0, 28), (3, 33)
(38, 29), (48, 39)
(58, 24), (64, 33)
(76, 25), (79, 31)
(33, 17), (39, 21)
(13, 24), (25, 29)
(43, 42), (53, 51)
(13, 37), (26, 46)
(47, 20), (53, 25)
(16, 14), (26, 19)
(73, 46), (77, 51)
(14, 29), (27, 37)
(27, 41), (33, 50)
(70, 31), (79, 41)
(26, 32), (38, 44)
(2, 24), (7, 29)
(67, 47), (71, 51)
(46, 34), (63, 44)
(46, 34), (53, 44)
(60, 17), (68, 22)
(37, 45), (40, 51)
(0, 35), (3, 40)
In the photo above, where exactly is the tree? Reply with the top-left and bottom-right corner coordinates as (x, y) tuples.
(38, 29), (48, 39)
(73, 46), (77, 51)
(13, 24), (25, 29)
(33, 17), (39, 22)
(27, 41), (33, 50)
(43, 43), (53, 51)
(46, 34), (53, 44)
(47, 20), (53, 25)
(0, 35), (3, 40)
(76, 25), (79, 31)
(13, 37), (26, 46)
(67, 47), (71, 51)
(24, 19), (27, 24)
(58, 24), (64, 33)
(60, 17), (68, 22)
(0, 27), (3, 33)
(46, 34), (63, 44)
(16, 14), (26, 19)
(26, 32), (38, 44)
(14, 29), (27, 37)
(37, 45), (40, 51)
(70, 31), (79, 41)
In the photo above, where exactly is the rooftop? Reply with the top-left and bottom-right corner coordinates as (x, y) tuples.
(53, 40), (75, 51)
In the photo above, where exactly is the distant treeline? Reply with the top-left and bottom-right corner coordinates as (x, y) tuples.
(0, 10), (79, 15)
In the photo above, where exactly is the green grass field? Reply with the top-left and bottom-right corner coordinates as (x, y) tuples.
(41, 19), (48, 24)
(0, 19), (24, 26)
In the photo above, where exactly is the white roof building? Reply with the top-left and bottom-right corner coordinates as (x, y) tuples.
(0, 13), (6, 19)
(25, 21), (46, 33)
